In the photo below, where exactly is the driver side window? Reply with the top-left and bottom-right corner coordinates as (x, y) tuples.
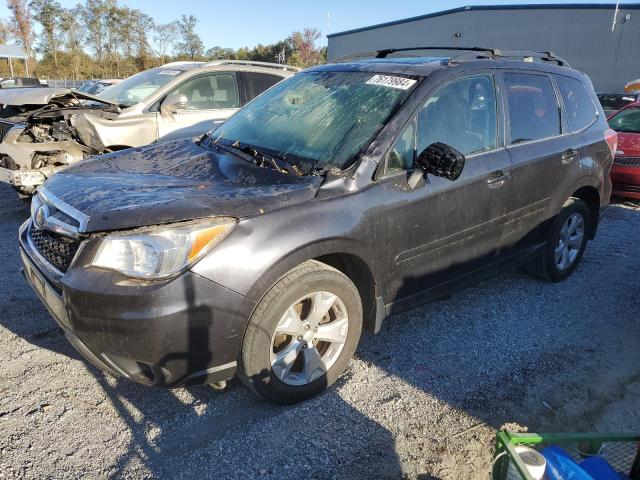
(418, 74), (497, 157)
(383, 74), (497, 176)
(172, 73), (239, 111)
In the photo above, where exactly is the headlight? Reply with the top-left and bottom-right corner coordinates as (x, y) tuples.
(90, 218), (236, 279)
(11, 170), (46, 187)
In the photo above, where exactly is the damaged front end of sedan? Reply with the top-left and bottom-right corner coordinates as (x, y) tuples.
(0, 88), (122, 196)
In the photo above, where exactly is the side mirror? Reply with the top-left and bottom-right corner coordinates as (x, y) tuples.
(161, 92), (188, 116)
(415, 142), (465, 181)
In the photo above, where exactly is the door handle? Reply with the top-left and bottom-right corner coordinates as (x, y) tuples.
(561, 149), (578, 164)
(486, 171), (511, 188)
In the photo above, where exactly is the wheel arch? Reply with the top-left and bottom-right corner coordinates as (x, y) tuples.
(245, 240), (380, 334)
(570, 184), (601, 238)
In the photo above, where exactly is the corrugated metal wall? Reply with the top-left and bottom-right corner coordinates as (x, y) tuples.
(327, 6), (640, 91)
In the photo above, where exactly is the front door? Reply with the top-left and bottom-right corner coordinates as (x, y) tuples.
(157, 72), (240, 141)
(376, 73), (514, 304)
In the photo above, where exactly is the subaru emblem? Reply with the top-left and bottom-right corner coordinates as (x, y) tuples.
(33, 204), (50, 230)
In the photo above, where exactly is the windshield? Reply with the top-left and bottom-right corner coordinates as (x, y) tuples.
(76, 81), (96, 93)
(212, 71), (415, 172)
(598, 94), (636, 112)
(98, 68), (184, 107)
(608, 107), (640, 134)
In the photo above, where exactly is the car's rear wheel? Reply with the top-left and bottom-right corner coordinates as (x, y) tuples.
(526, 198), (590, 282)
(238, 260), (362, 404)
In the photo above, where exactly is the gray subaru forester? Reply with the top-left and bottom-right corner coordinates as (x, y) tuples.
(20, 48), (615, 404)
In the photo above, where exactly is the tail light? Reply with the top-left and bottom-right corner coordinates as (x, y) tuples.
(605, 128), (618, 159)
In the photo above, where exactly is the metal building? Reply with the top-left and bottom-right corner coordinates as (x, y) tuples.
(327, 4), (640, 92)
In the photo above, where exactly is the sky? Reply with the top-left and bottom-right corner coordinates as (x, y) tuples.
(0, 0), (629, 50)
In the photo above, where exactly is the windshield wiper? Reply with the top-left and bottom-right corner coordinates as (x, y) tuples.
(235, 143), (303, 176)
(211, 137), (303, 176)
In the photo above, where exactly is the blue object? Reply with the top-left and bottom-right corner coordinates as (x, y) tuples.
(541, 446), (594, 479)
(580, 456), (630, 480)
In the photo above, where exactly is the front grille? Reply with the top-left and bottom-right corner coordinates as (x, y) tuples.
(614, 156), (640, 167)
(29, 227), (81, 273)
(0, 121), (14, 143)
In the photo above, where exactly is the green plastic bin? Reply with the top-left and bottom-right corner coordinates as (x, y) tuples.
(493, 431), (640, 480)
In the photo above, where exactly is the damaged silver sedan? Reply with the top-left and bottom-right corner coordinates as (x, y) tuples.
(0, 60), (297, 196)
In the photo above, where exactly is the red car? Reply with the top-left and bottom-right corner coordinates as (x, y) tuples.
(608, 101), (640, 200)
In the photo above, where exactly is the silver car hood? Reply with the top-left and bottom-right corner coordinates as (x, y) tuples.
(0, 87), (120, 107)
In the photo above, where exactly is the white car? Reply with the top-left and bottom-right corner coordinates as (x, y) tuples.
(0, 60), (298, 196)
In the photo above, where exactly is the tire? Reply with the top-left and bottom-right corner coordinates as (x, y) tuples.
(525, 198), (591, 282)
(238, 260), (362, 404)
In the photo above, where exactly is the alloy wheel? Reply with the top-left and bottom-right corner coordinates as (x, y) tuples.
(554, 212), (585, 270)
(270, 291), (349, 386)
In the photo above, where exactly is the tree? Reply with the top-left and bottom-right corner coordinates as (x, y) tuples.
(288, 28), (323, 68)
(60, 6), (84, 79)
(153, 21), (178, 64)
(0, 19), (12, 44)
(30, 0), (64, 67)
(81, 0), (108, 62)
(175, 14), (203, 60)
(7, 0), (34, 55)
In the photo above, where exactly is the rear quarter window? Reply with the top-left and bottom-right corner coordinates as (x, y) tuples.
(555, 75), (598, 132)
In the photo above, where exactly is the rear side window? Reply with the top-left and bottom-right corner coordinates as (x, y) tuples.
(242, 73), (285, 102)
(556, 75), (598, 131)
(505, 73), (560, 144)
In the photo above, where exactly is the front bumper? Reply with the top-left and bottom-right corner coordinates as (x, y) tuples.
(19, 221), (256, 387)
(611, 164), (640, 200)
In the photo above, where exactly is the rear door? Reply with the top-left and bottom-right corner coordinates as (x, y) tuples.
(501, 71), (580, 249)
(157, 72), (240, 141)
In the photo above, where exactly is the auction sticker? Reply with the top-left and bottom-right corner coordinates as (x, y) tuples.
(366, 75), (416, 90)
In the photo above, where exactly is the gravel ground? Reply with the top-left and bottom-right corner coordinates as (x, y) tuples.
(1, 183), (639, 479)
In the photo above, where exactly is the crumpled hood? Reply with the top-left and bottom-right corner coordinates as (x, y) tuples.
(42, 138), (323, 232)
(0, 87), (120, 107)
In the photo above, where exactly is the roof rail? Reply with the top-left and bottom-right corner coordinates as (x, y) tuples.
(375, 46), (499, 58)
(202, 59), (301, 72)
(374, 46), (570, 67)
(160, 61), (205, 67)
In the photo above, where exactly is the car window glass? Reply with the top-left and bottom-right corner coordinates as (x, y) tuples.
(608, 107), (640, 134)
(505, 73), (560, 144)
(213, 71), (413, 172)
(598, 93), (637, 112)
(97, 67), (186, 107)
(556, 75), (597, 131)
(417, 74), (497, 157)
(174, 74), (239, 110)
(386, 119), (416, 175)
(243, 73), (284, 101)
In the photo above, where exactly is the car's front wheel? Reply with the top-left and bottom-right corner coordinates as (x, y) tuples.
(239, 260), (362, 404)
